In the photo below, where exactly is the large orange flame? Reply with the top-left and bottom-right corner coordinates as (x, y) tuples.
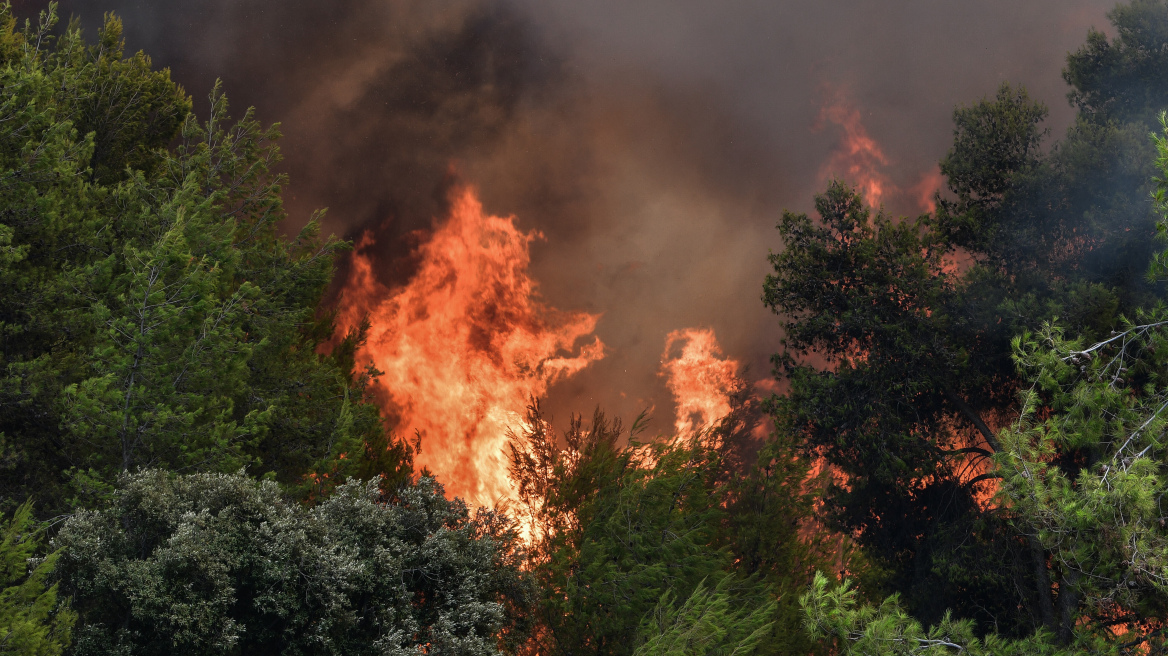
(336, 187), (605, 507)
(660, 328), (743, 436)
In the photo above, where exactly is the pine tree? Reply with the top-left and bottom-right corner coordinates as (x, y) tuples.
(508, 401), (821, 656)
(0, 501), (74, 655)
(634, 577), (775, 656)
(0, 4), (409, 512)
(986, 118), (1168, 647)
(765, 0), (1168, 632)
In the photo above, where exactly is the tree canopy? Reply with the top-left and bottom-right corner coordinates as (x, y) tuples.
(54, 470), (534, 656)
(10, 0), (1168, 654)
(0, 501), (73, 656)
(507, 401), (823, 656)
(764, 0), (1168, 650)
(0, 4), (410, 515)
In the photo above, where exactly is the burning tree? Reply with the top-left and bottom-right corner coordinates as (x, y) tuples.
(506, 393), (827, 656)
(983, 116), (1168, 650)
(766, 0), (1168, 638)
(782, 3), (1168, 651)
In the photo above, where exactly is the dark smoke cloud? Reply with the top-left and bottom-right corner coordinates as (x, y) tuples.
(24, 0), (1116, 429)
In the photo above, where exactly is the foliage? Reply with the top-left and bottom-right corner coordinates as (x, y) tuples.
(795, 95), (1168, 656)
(633, 577), (775, 656)
(0, 4), (408, 513)
(0, 501), (74, 656)
(508, 406), (732, 656)
(936, 83), (1048, 261)
(764, 181), (1028, 631)
(52, 469), (533, 656)
(765, 182), (975, 486)
(801, 573), (1068, 656)
(997, 316), (1168, 650)
(718, 406), (830, 655)
(508, 401), (821, 656)
(24, 1), (1168, 654)
(997, 113), (1168, 647)
(1064, 0), (1168, 126)
(764, 0), (1168, 635)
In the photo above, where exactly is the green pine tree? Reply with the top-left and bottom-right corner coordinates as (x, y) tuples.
(0, 4), (410, 512)
(0, 501), (74, 655)
(634, 577), (775, 656)
(765, 0), (1168, 634)
(509, 400), (821, 656)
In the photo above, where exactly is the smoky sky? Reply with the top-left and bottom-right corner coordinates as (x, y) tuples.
(19, 0), (1118, 429)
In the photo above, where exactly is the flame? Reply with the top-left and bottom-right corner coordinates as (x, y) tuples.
(817, 89), (944, 216)
(336, 187), (605, 507)
(660, 328), (743, 436)
(911, 165), (945, 213)
(817, 91), (893, 206)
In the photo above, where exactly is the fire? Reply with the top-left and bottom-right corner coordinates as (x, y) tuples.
(816, 90), (893, 206)
(336, 187), (605, 507)
(817, 89), (943, 214)
(660, 328), (743, 436)
(911, 165), (945, 213)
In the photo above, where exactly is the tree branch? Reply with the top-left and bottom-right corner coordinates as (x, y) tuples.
(966, 472), (1002, 486)
(939, 446), (995, 459)
(945, 389), (1000, 452)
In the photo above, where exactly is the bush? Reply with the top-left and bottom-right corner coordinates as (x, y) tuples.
(54, 470), (534, 656)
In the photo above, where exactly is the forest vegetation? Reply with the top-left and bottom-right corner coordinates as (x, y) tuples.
(6, 0), (1168, 654)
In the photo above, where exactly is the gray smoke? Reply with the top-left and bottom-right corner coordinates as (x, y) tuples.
(25, 0), (1116, 429)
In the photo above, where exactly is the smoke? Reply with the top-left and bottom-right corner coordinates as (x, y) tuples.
(31, 0), (1115, 436)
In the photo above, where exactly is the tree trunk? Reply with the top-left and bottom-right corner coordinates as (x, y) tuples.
(1056, 569), (1081, 645)
(1029, 535), (1055, 633)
